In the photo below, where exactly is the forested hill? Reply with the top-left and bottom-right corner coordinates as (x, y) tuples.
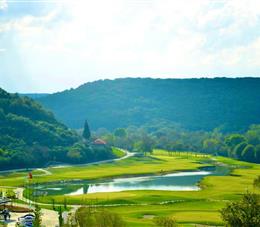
(0, 88), (114, 170)
(19, 93), (49, 99)
(37, 78), (260, 132)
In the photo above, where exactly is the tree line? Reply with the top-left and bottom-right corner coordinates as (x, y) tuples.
(38, 77), (260, 132)
(96, 120), (260, 163)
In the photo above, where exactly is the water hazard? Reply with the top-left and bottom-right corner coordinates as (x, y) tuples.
(32, 166), (230, 196)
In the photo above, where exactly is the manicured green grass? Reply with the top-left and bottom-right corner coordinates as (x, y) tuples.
(112, 202), (224, 226)
(1, 150), (259, 226)
(112, 147), (125, 158)
(0, 152), (208, 186)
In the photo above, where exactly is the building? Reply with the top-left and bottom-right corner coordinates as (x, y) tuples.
(92, 138), (107, 146)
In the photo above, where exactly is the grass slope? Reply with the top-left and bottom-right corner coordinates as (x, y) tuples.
(1, 150), (259, 226)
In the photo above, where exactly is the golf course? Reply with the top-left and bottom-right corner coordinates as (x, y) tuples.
(1, 150), (259, 226)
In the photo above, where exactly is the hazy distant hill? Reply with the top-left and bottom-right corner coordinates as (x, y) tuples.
(37, 78), (260, 132)
(0, 88), (114, 170)
(19, 93), (50, 99)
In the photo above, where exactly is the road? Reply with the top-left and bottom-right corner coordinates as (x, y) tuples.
(0, 148), (134, 174)
(50, 148), (135, 169)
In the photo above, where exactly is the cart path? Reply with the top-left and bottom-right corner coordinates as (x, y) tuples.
(0, 149), (135, 175)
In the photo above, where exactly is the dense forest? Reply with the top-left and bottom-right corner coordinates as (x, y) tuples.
(95, 120), (260, 163)
(0, 88), (115, 170)
(37, 78), (260, 132)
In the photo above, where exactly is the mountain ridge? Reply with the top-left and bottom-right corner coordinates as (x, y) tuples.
(36, 77), (260, 132)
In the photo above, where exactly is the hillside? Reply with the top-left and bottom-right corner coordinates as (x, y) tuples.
(37, 78), (260, 132)
(19, 93), (50, 99)
(0, 88), (114, 170)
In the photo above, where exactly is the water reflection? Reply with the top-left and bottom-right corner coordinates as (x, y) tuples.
(34, 166), (230, 196)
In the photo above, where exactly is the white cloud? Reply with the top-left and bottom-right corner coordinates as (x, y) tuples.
(0, 0), (7, 10)
(0, 0), (260, 92)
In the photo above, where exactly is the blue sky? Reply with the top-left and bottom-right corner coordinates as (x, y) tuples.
(0, 0), (260, 93)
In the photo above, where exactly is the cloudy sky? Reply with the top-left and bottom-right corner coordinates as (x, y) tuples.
(0, 0), (260, 93)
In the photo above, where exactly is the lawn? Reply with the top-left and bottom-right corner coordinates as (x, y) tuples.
(0, 151), (208, 186)
(0, 150), (259, 226)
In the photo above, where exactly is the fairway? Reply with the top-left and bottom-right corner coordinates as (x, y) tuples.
(0, 150), (259, 226)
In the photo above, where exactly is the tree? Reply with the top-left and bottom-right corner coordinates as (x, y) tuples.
(233, 142), (248, 159)
(225, 134), (247, 149)
(51, 198), (56, 210)
(134, 134), (154, 155)
(241, 144), (256, 162)
(95, 209), (126, 227)
(114, 128), (127, 138)
(255, 144), (260, 163)
(246, 125), (260, 145)
(33, 205), (42, 227)
(220, 192), (260, 227)
(74, 207), (126, 227)
(58, 206), (64, 227)
(82, 120), (91, 140)
(63, 197), (67, 210)
(202, 138), (222, 154)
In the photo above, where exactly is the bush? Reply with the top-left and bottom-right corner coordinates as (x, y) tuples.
(67, 207), (126, 227)
(220, 192), (260, 227)
(253, 176), (260, 189)
(153, 216), (177, 227)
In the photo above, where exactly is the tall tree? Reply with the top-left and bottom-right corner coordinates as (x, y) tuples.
(58, 206), (63, 227)
(33, 205), (42, 227)
(82, 120), (91, 140)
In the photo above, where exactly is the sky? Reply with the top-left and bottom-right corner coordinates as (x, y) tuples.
(0, 0), (260, 93)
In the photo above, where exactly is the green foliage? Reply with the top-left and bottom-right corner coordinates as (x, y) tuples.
(71, 207), (126, 227)
(203, 138), (222, 154)
(38, 78), (260, 132)
(33, 205), (42, 227)
(241, 144), (255, 162)
(220, 192), (260, 227)
(0, 88), (115, 170)
(114, 128), (127, 138)
(153, 216), (177, 227)
(253, 176), (260, 189)
(51, 198), (56, 210)
(255, 145), (260, 163)
(63, 197), (67, 209)
(246, 125), (260, 145)
(225, 134), (246, 149)
(82, 120), (91, 140)
(58, 206), (64, 227)
(233, 142), (248, 159)
(98, 120), (260, 163)
(134, 134), (154, 154)
(5, 189), (16, 199)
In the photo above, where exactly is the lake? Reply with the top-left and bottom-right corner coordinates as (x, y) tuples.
(32, 166), (230, 196)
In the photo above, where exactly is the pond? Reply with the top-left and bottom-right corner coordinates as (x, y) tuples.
(31, 166), (230, 196)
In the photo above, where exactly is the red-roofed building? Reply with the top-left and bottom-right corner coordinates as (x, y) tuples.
(93, 138), (107, 146)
